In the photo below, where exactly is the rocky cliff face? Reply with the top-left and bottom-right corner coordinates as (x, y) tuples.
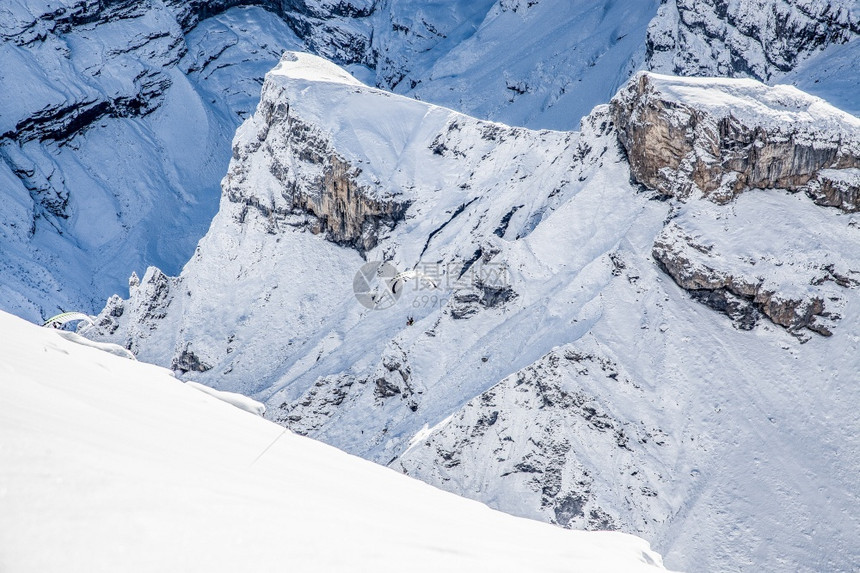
(652, 219), (858, 338)
(0, 0), (662, 322)
(10, 0), (860, 323)
(226, 80), (410, 252)
(612, 72), (860, 207)
(611, 72), (860, 338)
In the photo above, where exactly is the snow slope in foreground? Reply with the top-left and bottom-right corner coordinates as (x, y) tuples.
(0, 311), (668, 573)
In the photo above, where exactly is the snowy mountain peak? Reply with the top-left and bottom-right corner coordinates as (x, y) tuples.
(268, 51), (365, 87)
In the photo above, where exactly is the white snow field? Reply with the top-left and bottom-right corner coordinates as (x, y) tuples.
(0, 310), (669, 573)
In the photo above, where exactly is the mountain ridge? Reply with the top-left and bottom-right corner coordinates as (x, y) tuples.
(84, 52), (860, 572)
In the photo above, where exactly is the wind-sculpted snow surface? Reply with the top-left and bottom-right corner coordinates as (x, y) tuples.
(0, 310), (669, 572)
(86, 55), (860, 573)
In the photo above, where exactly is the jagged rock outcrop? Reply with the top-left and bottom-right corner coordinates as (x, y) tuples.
(227, 88), (410, 251)
(85, 50), (599, 396)
(652, 222), (858, 337)
(96, 267), (181, 352)
(612, 72), (860, 207)
(278, 342), (420, 437)
(611, 72), (860, 338)
(802, 168), (860, 212)
(646, 0), (860, 81)
(397, 345), (676, 534)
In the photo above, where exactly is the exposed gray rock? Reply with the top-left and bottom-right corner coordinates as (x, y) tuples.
(652, 222), (856, 337)
(611, 72), (860, 208)
(172, 0), (374, 66)
(396, 345), (676, 534)
(91, 267), (181, 353)
(172, 345), (212, 373)
(276, 343), (419, 435)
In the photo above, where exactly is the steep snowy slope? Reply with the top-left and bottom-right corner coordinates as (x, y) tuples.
(86, 54), (860, 572)
(0, 310), (669, 572)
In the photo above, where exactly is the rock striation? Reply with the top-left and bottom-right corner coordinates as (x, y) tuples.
(612, 72), (860, 209)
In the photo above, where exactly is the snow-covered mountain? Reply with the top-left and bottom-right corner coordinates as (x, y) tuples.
(0, 0), (663, 324)
(0, 309), (669, 572)
(5, 0), (860, 325)
(84, 53), (860, 572)
(5, 3), (860, 571)
(0, 1), (307, 322)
